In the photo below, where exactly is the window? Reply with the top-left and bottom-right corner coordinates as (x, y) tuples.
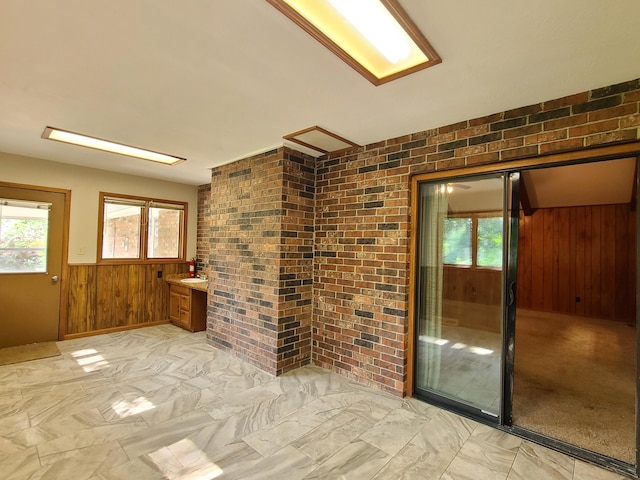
(0, 199), (50, 273)
(99, 193), (186, 262)
(443, 213), (502, 268)
(443, 217), (472, 265)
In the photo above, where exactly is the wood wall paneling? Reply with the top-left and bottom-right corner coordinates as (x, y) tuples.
(516, 204), (636, 321)
(66, 263), (188, 337)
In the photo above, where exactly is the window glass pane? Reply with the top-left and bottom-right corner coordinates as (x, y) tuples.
(477, 217), (503, 268)
(0, 199), (49, 273)
(443, 217), (472, 265)
(102, 203), (142, 259)
(147, 207), (182, 258)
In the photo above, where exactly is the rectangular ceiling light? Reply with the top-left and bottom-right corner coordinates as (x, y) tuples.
(284, 126), (360, 154)
(42, 127), (185, 166)
(267, 0), (441, 85)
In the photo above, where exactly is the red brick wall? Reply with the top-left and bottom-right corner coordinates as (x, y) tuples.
(196, 183), (211, 275)
(150, 209), (181, 258)
(103, 215), (140, 258)
(201, 78), (640, 397)
(207, 147), (314, 375)
(313, 78), (640, 396)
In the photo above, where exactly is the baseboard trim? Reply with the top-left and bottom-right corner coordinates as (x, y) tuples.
(62, 320), (171, 340)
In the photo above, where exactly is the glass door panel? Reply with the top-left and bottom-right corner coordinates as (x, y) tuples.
(414, 175), (507, 418)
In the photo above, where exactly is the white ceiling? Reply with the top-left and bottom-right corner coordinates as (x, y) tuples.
(1, 1), (640, 186)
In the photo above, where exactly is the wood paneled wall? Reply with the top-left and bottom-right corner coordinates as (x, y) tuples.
(66, 263), (188, 337)
(443, 267), (503, 306)
(517, 204), (636, 321)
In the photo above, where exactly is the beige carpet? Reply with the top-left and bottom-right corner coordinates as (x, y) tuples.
(513, 309), (636, 464)
(0, 342), (61, 366)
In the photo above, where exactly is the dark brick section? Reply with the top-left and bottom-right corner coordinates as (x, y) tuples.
(358, 165), (378, 174)
(379, 160), (401, 170)
(379, 223), (399, 230)
(572, 95), (622, 114)
(591, 79), (640, 99)
(387, 151), (410, 161)
(228, 168), (251, 178)
(529, 107), (570, 124)
(383, 307), (406, 317)
(438, 139), (468, 152)
(469, 132), (501, 146)
(490, 117), (527, 131)
(207, 147), (314, 376)
(361, 333), (380, 344)
(402, 139), (426, 150)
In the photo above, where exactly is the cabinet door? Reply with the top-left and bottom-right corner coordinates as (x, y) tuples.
(169, 291), (181, 322)
(180, 294), (190, 313)
(179, 309), (191, 330)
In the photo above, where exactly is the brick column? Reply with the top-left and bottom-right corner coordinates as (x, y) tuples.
(207, 147), (314, 375)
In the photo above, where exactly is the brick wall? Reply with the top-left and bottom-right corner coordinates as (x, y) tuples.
(150, 208), (181, 258)
(196, 183), (211, 275)
(103, 214), (141, 258)
(200, 77), (640, 396)
(313, 78), (640, 396)
(207, 147), (314, 375)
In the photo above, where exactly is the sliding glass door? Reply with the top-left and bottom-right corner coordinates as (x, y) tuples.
(413, 173), (519, 421)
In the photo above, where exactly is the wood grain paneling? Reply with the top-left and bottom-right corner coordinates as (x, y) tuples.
(66, 263), (188, 336)
(517, 204), (636, 321)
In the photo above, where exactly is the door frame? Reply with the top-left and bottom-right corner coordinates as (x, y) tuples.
(0, 181), (71, 340)
(407, 141), (640, 477)
(410, 172), (516, 423)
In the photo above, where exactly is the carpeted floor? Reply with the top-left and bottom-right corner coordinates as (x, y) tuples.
(0, 341), (61, 366)
(513, 309), (636, 464)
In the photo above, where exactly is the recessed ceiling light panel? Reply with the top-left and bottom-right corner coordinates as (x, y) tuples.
(42, 127), (185, 166)
(284, 126), (360, 154)
(267, 0), (441, 85)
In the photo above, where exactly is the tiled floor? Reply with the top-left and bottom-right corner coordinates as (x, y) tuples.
(0, 325), (630, 479)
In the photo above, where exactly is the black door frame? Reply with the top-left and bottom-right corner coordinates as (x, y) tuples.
(412, 172), (519, 425)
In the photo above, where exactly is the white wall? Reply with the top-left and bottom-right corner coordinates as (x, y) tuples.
(1, 152), (199, 264)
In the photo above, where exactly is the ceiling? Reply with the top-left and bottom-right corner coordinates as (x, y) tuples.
(448, 158), (637, 213)
(1, 1), (640, 186)
(522, 158), (636, 209)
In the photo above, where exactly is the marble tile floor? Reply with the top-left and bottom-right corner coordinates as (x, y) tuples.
(0, 324), (630, 480)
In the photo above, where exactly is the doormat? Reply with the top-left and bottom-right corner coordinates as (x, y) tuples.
(0, 342), (61, 366)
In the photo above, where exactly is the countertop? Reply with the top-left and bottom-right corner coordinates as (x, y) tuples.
(165, 273), (209, 293)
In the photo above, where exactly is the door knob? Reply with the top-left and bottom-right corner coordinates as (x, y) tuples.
(51, 275), (59, 282)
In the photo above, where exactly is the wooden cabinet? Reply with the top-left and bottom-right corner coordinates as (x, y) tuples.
(169, 284), (207, 332)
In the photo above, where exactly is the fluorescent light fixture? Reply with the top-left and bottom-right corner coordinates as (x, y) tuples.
(267, 0), (441, 85)
(42, 127), (185, 166)
(284, 125), (359, 154)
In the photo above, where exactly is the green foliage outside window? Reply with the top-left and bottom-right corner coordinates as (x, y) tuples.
(443, 218), (472, 265)
(477, 217), (503, 268)
(443, 215), (502, 268)
(0, 218), (48, 272)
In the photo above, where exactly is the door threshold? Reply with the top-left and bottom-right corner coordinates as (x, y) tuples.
(502, 425), (637, 479)
(412, 394), (637, 478)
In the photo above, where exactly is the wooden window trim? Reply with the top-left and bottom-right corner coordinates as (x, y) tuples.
(97, 192), (187, 264)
